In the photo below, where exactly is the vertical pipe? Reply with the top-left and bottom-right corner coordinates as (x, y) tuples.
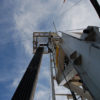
(12, 47), (44, 100)
(50, 53), (56, 100)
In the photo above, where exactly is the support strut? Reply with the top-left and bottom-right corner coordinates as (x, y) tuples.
(12, 47), (44, 100)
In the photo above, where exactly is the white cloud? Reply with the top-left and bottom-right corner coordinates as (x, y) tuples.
(13, 0), (65, 56)
(35, 89), (50, 100)
(34, 82), (50, 100)
(58, 0), (100, 31)
(12, 78), (20, 88)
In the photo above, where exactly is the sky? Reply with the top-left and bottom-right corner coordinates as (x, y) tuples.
(0, 0), (100, 100)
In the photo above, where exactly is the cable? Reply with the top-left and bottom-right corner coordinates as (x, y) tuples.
(51, 0), (82, 32)
(63, 0), (82, 14)
(52, 0), (83, 33)
(51, 0), (65, 31)
(53, 21), (58, 33)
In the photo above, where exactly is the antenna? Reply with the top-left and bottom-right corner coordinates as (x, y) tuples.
(53, 21), (58, 33)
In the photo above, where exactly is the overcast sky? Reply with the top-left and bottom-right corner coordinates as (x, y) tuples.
(0, 0), (100, 100)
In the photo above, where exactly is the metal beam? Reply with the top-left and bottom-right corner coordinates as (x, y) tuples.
(50, 53), (56, 100)
(12, 47), (44, 100)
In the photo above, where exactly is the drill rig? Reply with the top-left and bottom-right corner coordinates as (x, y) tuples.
(12, 26), (100, 100)
(33, 26), (100, 100)
(12, 0), (100, 100)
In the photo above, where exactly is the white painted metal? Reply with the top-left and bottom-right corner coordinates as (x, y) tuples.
(50, 53), (56, 100)
(61, 28), (100, 99)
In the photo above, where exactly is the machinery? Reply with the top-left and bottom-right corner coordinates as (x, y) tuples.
(12, 26), (100, 100)
(32, 26), (100, 100)
(12, 0), (100, 100)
